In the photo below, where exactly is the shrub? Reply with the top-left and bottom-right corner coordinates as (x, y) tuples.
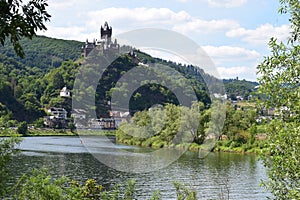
(17, 122), (28, 135)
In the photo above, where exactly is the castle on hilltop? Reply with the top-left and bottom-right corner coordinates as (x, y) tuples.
(81, 22), (120, 57)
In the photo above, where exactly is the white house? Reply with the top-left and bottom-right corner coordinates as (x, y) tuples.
(236, 96), (244, 101)
(47, 107), (68, 120)
(60, 86), (70, 97)
(71, 109), (86, 120)
(213, 93), (228, 101)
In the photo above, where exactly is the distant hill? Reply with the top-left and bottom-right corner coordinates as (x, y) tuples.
(223, 78), (258, 100)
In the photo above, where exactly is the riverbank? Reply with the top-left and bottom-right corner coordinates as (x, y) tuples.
(0, 128), (269, 154)
(117, 136), (269, 155)
(0, 128), (116, 137)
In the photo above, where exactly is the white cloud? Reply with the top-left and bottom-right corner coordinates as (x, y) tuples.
(87, 7), (239, 35)
(226, 23), (290, 45)
(87, 7), (191, 28)
(217, 66), (254, 79)
(206, 0), (247, 8)
(48, 0), (85, 10)
(202, 45), (260, 64)
(37, 26), (97, 41)
(39, 7), (241, 42)
(173, 19), (239, 34)
(200, 46), (260, 80)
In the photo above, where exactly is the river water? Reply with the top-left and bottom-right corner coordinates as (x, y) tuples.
(8, 136), (270, 199)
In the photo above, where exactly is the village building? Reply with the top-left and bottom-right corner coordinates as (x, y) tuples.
(236, 95), (244, 101)
(88, 118), (115, 129)
(110, 111), (130, 128)
(44, 107), (68, 128)
(47, 107), (68, 119)
(60, 86), (70, 97)
(213, 93), (228, 102)
(71, 109), (86, 120)
(71, 109), (87, 129)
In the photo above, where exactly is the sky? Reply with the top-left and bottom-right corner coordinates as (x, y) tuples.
(38, 0), (291, 81)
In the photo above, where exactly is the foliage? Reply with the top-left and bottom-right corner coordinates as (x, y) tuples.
(0, 36), (82, 123)
(33, 118), (45, 128)
(14, 168), (178, 200)
(173, 181), (197, 200)
(257, 0), (300, 198)
(278, 0), (300, 43)
(0, 0), (51, 57)
(150, 190), (162, 200)
(12, 167), (204, 200)
(17, 121), (28, 135)
(0, 37), (212, 124)
(223, 78), (258, 101)
(117, 100), (262, 152)
(222, 103), (256, 144)
(116, 102), (209, 147)
(0, 137), (21, 197)
(0, 36), (83, 71)
(76, 49), (212, 118)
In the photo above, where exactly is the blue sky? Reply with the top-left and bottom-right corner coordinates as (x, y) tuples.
(39, 0), (290, 81)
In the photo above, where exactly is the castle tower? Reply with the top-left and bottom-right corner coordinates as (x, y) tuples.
(101, 22), (112, 47)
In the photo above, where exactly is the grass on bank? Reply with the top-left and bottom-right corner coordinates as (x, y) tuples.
(117, 136), (269, 155)
(0, 128), (116, 137)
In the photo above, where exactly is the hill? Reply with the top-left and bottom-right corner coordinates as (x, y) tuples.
(223, 78), (258, 101)
(0, 35), (253, 126)
(0, 35), (83, 72)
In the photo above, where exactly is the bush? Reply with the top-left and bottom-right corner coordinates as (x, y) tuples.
(17, 121), (28, 135)
(152, 141), (166, 148)
(15, 168), (134, 200)
(33, 118), (44, 128)
(0, 137), (21, 197)
(229, 141), (241, 148)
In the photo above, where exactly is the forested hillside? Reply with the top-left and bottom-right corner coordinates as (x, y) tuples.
(223, 78), (258, 100)
(0, 36), (83, 71)
(0, 36), (213, 125)
(0, 36), (83, 125)
(0, 35), (256, 127)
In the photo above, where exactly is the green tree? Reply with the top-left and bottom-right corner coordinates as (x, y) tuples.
(0, 137), (21, 197)
(0, 0), (51, 57)
(33, 118), (45, 128)
(17, 121), (28, 135)
(52, 72), (65, 90)
(257, 0), (300, 198)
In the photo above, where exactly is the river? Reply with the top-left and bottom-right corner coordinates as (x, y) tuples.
(8, 136), (270, 199)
